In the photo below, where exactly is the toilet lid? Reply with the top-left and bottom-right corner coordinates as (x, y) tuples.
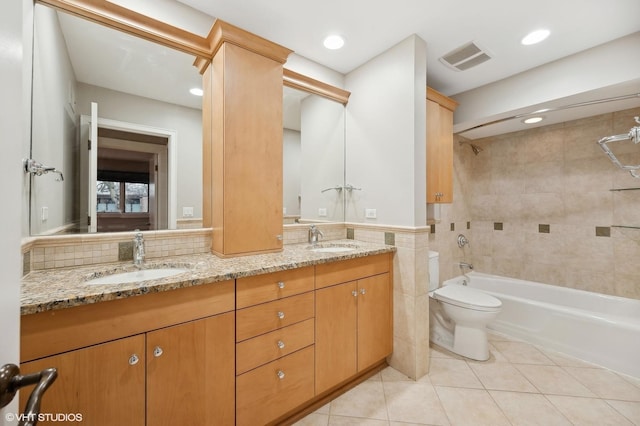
(432, 284), (502, 311)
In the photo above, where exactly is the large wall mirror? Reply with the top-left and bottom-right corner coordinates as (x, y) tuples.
(28, 1), (347, 236)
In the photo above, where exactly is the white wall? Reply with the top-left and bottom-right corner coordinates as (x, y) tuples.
(0, 0), (30, 421)
(76, 84), (203, 220)
(453, 32), (640, 132)
(299, 95), (345, 222)
(30, 5), (78, 235)
(283, 129), (301, 216)
(344, 35), (427, 227)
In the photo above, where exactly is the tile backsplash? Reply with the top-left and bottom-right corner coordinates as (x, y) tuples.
(430, 106), (640, 300)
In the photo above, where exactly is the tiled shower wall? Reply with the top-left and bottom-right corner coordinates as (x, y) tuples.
(430, 106), (640, 300)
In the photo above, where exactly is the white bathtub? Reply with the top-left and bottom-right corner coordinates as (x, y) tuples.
(443, 272), (640, 378)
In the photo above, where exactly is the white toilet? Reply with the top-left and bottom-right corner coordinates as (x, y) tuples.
(428, 251), (502, 361)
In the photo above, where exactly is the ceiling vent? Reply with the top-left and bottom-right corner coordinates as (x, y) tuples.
(439, 41), (491, 71)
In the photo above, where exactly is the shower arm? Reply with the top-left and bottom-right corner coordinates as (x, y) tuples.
(597, 117), (640, 178)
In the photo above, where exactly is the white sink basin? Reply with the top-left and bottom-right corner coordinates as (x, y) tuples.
(86, 268), (190, 285)
(310, 245), (357, 253)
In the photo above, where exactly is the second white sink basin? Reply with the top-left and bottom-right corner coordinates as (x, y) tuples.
(86, 268), (190, 285)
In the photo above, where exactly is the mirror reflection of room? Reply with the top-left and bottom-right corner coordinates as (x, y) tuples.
(29, 3), (202, 235)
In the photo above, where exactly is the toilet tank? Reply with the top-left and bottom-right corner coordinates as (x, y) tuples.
(428, 251), (439, 291)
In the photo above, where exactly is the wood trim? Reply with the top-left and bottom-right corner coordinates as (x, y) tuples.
(283, 69), (351, 105)
(315, 253), (391, 289)
(207, 19), (292, 64)
(427, 86), (458, 112)
(37, 0), (211, 58)
(21, 280), (234, 362)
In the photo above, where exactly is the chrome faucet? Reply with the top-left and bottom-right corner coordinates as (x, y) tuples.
(133, 230), (145, 266)
(459, 262), (474, 271)
(308, 225), (324, 245)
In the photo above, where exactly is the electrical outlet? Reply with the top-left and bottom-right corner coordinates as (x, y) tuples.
(41, 206), (48, 221)
(365, 208), (377, 219)
(182, 207), (194, 217)
(283, 207), (287, 215)
(318, 208), (327, 217)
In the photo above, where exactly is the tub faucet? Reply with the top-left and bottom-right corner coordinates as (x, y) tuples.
(459, 262), (474, 271)
(133, 230), (145, 266)
(308, 225), (324, 245)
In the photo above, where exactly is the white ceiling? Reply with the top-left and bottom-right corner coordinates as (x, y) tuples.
(178, 0), (640, 96)
(51, 0), (640, 138)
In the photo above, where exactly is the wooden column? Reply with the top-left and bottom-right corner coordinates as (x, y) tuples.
(200, 21), (292, 257)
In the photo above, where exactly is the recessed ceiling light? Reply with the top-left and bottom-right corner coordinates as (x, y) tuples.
(190, 88), (203, 96)
(521, 29), (550, 45)
(522, 116), (545, 124)
(323, 35), (345, 50)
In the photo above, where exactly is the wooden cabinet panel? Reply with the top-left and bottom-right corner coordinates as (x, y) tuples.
(211, 42), (285, 257)
(426, 87), (457, 204)
(236, 346), (315, 426)
(236, 318), (314, 375)
(21, 280), (235, 363)
(357, 273), (393, 371)
(236, 291), (314, 341)
(315, 254), (390, 289)
(315, 282), (358, 395)
(236, 266), (314, 308)
(19, 335), (146, 426)
(147, 312), (235, 426)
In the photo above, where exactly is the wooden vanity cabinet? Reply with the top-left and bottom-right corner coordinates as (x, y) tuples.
(19, 281), (235, 426)
(426, 86), (458, 203)
(315, 254), (393, 395)
(235, 268), (316, 426)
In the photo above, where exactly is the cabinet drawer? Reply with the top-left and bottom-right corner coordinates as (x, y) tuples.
(315, 253), (391, 289)
(236, 346), (314, 426)
(236, 292), (314, 342)
(236, 318), (314, 375)
(236, 266), (314, 309)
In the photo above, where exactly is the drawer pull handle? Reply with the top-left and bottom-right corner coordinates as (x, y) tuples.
(153, 346), (163, 357)
(277, 340), (285, 349)
(360, 288), (366, 295)
(352, 290), (358, 297)
(128, 354), (139, 366)
(277, 311), (285, 320)
(277, 370), (285, 380)
(277, 281), (285, 289)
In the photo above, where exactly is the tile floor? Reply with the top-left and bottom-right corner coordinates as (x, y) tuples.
(295, 332), (640, 425)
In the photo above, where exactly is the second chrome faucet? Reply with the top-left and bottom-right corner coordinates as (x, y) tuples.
(308, 225), (324, 245)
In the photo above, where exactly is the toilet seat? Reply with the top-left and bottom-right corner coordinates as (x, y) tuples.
(432, 285), (502, 312)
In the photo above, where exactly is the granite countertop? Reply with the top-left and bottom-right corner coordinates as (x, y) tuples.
(21, 240), (396, 315)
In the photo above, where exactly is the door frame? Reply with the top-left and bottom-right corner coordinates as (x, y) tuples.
(81, 115), (178, 231)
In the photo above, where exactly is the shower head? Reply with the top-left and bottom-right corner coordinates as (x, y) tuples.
(469, 143), (483, 155)
(459, 140), (483, 155)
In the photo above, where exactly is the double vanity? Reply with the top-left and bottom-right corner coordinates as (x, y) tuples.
(20, 240), (395, 425)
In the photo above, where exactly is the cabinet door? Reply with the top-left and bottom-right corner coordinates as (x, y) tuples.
(19, 335), (145, 426)
(315, 281), (357, 395)
(357, 273), (393, 371)
(147, 312), (235, 426)
(426, 99), (454, 203)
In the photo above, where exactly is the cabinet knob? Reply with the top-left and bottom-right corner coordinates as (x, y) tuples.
(277, 340), (285, 349)
(360, 288), (366, 295)
(352, 290), (358, 297)
(277, 281), (285, 289)
(276, 370), (285, 380)
(153, 346), (163, 358)
(128, 354), (139, 366)
(277, 311), (285, 320)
